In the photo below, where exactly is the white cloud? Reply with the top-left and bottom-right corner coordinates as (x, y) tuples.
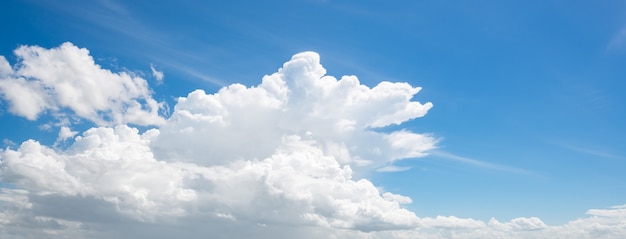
(376, 165), (411, 173)
(0, 125), (420, 237)
(0, 56), (13, 78)
(0, 42), (165, 126)
(150, 64), (164, 83)
(587, 204), (626, 218)
(0, 76), (50, 120)
(55, 126), (78, 144)
(152, 52), (435, 173)
(0, 49), (435, 237)
(0, 47), (624, 238)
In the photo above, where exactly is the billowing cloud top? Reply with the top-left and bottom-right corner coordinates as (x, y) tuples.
(0, 44), (624, 239)
(0, 43), (434, 237)
(154, 51), (436, 170)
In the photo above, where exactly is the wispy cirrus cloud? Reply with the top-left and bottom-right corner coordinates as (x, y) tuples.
(430, 150), (534, 175)
(552, 141), (624, 160)
(377, 165), (412, 173)
(26, 0), (229, 87)
(606, 25), (626, 52)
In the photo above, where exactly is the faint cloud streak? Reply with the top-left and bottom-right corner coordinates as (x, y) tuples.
(431, 150), (534, 176)
(553, 141), (623, 160)
(376, 165), (411, 173)
(166, 62), (226, 86)
(606, 25), (626, 52)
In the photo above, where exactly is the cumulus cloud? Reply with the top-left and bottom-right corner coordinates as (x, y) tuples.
(0, 125), (419, 236)
(152, 52), (435, 173)
(0, 46), (624, 239)
(54, 126), (78, 144)
(0, 42), (165, 126)
(0, 48), (434, 238)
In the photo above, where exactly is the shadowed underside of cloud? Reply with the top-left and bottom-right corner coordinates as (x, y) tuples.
(0, 43), (624, 238)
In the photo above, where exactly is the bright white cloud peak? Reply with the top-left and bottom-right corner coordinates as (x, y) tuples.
(153, 51), (436, 171)
(0, 43), (624, 239)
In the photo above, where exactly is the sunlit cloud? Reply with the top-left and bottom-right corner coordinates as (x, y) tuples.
(0, 42), (165, 126)
(0, 43), (623, 239)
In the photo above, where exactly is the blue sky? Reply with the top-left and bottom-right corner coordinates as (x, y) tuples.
(0, 0), (625, 238)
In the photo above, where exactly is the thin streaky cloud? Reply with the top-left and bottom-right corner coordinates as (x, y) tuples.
(376, 165), (412, 173)
(165, 62), (227, 87)
(431, 150), (534, 176)
(31, 0), (228, 87)
(552, 141), (623, 160)
(606, 25), (626, 51)
(96, 0), (129, 16)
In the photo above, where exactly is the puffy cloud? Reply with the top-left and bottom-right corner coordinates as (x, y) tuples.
(419, 216), (486, 229)
(0, 42), (165, 126)
(0, 125), (419, 237)
(55, 126), (78, 144)
(0, 49), (435, 238)
(359, 212), (626, 239)
(152, 52), (436, 173)
(0, 47), (624, 239)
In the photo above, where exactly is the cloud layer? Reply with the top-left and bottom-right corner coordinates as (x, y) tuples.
(0, 43), (624, 238)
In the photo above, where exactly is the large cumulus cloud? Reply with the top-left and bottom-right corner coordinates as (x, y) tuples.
(0, 44), (431, 238)
(0, 43), (624, 239)
(152, 52), (435, 172)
